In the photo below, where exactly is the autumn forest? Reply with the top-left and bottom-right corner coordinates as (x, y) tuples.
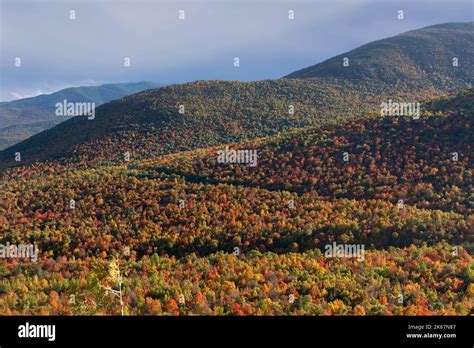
(0, 20), (473, 317)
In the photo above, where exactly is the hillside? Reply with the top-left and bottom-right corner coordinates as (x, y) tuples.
(0, 78), (380, 167)
(0, 81), (161, 149)
(2, 23), (473, 168)
(0, 90), (472, 315)
(285, 22), (474, 90)
(144, 89), (473, 216)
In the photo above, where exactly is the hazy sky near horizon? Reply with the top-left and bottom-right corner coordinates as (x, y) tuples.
(0, 0), (472, 101)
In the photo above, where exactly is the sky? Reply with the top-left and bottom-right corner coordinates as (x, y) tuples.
(0, 0), (473, 101)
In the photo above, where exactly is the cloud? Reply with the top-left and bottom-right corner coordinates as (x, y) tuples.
(5, 80), (102, 102)
(10, 90), (46, 100)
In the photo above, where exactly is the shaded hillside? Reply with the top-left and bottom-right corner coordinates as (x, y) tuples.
(0, 78), (380, 168)
(286, 22), (474, 91)
(138, 89), (474, 216)
(0, 81), (161, 149)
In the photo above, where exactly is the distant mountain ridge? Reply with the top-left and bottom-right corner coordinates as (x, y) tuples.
(0, 81), (162, 149)
(285, 22), (474, 90)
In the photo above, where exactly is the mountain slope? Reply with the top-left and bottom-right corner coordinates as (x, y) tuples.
(0, 78), (387, 167)
(285, 22), (474, 90)
(137, 88), (474, 217)
(0, 81), (162, 149)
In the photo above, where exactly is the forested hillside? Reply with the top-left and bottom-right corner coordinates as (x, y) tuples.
(1, 90), (472, 315)
(0, 78), (401, 168)
(143, 90), (473, 216)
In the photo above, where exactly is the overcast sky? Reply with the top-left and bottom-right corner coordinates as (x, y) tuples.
(0, 0), (472, 101)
